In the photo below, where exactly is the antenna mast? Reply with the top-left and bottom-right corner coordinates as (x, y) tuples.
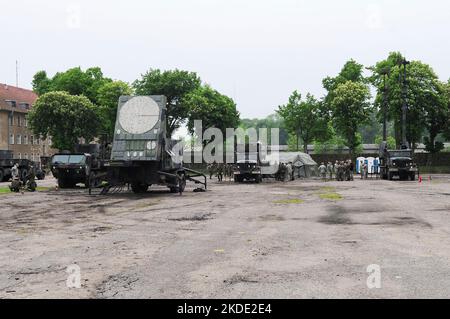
(15, 60), (19, 87)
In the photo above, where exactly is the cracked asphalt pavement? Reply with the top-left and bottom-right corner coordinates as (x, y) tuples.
(1, 175), (450, 298)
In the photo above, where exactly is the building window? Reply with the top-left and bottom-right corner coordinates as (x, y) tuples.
(24, 153), (28, 159)
(8, 115), (13, 126)
(24, 115), (28, 127)
(9, 134), (14, 144)
(30, 135), (34, 145)
(17, 134), (22, 145)
(18, 153), (22, 159)
(17, 116), (21, 127)
(24, 135), (28, 145)
(6, 100), (16, 108)
(19, 102), (30, 110)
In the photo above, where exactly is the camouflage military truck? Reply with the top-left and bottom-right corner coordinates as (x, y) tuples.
(51, 144), (108, 188)
(233, 143), (263, 183)
(379, 142), (418, 181)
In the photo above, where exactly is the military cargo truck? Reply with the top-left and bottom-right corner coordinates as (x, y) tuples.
(233, 143), (263, 183)
(379, 142), (418, 181)
(51, 144), (108, 188)
(0, 150), (44, 182)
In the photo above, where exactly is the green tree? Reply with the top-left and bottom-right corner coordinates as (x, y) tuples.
(96, 81), (133, 138)
(442, 80), (450, 141)
(32, 67), (112, 105)
(133, 69), (202, 136)
(330, 81), (372, 155)
(370, 53), (448, 150)
(183, 85), (240, 137)
(28, 92), (100, 151)
(240, 114), (289, 145)
(322, 59), (366, 116)
(277, 91), (330, 153)
(313, 127), (347, 154)
(375, 135), (396, 149)
(31, 71), (51, 95)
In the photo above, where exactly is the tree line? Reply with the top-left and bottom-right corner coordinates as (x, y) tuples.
(276, 52), (450, 155)
(29, 67), (240, 151)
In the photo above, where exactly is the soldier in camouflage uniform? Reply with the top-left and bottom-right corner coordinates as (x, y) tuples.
(216, 163), (224, 182)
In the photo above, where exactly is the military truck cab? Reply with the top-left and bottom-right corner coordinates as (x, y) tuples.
(380, 144), (418, 181)
(233, 143), (263, 183)
(51, 153), (91, 188)
(234, 159), (262, 183)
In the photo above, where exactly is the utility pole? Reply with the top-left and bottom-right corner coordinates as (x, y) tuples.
(399, 58), (410, 149)
(380, 67), (390, 142)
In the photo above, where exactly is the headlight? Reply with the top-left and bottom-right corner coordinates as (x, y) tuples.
(147, 141), (157, 150)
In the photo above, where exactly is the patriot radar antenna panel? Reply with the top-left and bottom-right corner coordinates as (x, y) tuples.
(118, 96), (160, 134)
(111, 95), (167, 161)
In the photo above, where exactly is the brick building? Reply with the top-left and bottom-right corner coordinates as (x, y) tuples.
(0, 83), (55, 161)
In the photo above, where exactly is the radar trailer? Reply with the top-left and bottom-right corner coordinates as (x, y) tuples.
(93, 95), (206, 195)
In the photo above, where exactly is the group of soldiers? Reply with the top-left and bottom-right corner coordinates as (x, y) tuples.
(207, 163), (234, 182)
(275, 162), (294, 182)
(318, 160), (354, 182)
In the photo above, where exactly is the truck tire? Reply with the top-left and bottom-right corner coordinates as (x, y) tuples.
(410, 173), (416, 181)
(58, 178), (76, 189)
(0, 169), (4, 182)
(388, 172), (393, 181)
(131, 183), (148, 194)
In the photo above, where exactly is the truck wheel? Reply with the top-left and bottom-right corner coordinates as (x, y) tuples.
(0, 169), (4, 182)
(131, 183), (148, 194)
(58, 178), (67, 189)
(410, 173), (416, 181)
(388, 172), (393, 181)
(58, 178), (75, 189)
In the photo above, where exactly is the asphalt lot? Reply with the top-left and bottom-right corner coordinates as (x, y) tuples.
(1, 175), (450, 298)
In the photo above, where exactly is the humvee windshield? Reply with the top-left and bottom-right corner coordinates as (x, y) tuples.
(52, 155), (86, 165)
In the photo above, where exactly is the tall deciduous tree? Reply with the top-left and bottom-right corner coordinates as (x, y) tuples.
(240, 114), (289, 145)
(370, 53), (448, 151)
(133, 69), (201, 136)
(28, 92), (100, 151)
(184, 85), (240, 137)
(330, 81), (372, 155)
(32, 67), (112, 105)
(97, 81), (133, 138)
(322, 59), (366, 117)
(277, 91), (330, 153)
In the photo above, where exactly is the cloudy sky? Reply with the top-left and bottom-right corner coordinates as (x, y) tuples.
(1, 0), (449, 118)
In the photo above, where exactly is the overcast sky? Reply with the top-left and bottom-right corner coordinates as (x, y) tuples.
(1, 0), (449, 118)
